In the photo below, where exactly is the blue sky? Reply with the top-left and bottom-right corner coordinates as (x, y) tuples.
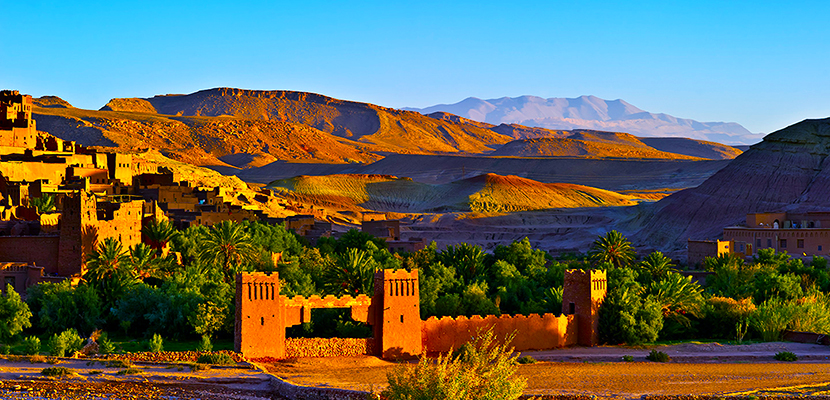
(2, 1), (829, 134)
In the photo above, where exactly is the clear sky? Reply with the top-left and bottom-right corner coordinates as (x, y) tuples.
(2, 1), (829, 134)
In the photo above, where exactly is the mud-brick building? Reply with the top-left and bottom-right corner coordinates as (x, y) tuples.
(235, 269), (607, 360)
(0, 90), (36, 149)
(689, 211), (830, 265)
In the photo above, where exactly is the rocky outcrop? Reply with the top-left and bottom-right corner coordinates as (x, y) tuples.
(491, 137), (700, 159)
(634, 117), (830, 252)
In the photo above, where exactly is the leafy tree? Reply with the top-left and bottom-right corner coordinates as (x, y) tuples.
(492, 237), (549, 277)
(599, 268), (663, 344)
(26, 281), (102, 335)
(197, 220), (256, 282)
(588, 230), (636, 269)
(704, 254), (757, 299)
(0, 286), (32, 343)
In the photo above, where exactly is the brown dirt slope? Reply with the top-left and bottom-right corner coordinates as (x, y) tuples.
(568, 130), (650, 147)
(268, 173), (635, 213)
(634, 117), (830, 254)
(639, 137), (743, 160)
(102, 88), (514, 154)
(32, 96), (73, 108)
(33, 106), (383, 168)
(491, 137), (701, 159)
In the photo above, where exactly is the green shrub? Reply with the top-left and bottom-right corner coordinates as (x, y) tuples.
(1, 344), (10, 355)
(189, 363), (210, 372)
(774, 351), (798, 362)
(516, 355), (537, 364)
(22, 336), (41, 355)
(646, 350), (671, 362)
(98, 337), (116, 355)
(196, 352), (235, 365)
(621, 355), (634, 362)
(147, 333), (163, 352)
(381, 328), (526, 400)
(749, 298), (794, 341)
(116, 368), (143, 375)
(46, 329), (83, 357)
(88, 370), (103, 375)
(196, 335), (213, 352)
(41, 366), (73, 377)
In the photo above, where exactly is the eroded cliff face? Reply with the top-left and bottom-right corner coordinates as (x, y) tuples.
(635, 117), (830, 252)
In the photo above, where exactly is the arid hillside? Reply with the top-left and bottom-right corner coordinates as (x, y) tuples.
(634, 118), (830, 253)
(34, 101), (385, 168)
(100, 88), (514, 154)
(491, 137), (701, 159)
(268, 173), (636, 213)
(639, 137), (742, 160)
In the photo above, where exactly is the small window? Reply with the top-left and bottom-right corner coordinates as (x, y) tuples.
(767, 239), (772, 248)
(400, 315), (404, 323)
(757, 239), (762, 249)
(569, 302), (576, 314)
(798, 239), (805, 249)
(261, 317), (265, 326)
(819, 245), (823, 251)
(780, 239), (787, 248)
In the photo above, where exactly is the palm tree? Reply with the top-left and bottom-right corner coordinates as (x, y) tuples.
(588, 230), (636, 269)
(129, 243), (159, 278)
(646, 272), (705, 327)
(142, 218), (178, 253)
(638, 251), (677, 283)
(441, 243), (487, 284)
(84, 238), (137, 306)
(29, 194), (55, 214)
(197, 220), (256, 281)
(323, 248), (377, 295)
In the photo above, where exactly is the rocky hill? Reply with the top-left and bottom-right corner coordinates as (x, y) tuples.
(634, 117), (830, 253)
(491, 137), (700, 159)
(99, 88), (513, 154)
(269, 173), (636, 213)
(639, 137), (742, 160)
(406, 95), (762, 145)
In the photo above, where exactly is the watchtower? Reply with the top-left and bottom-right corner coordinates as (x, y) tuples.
(562, 269), (607, 346)
(372, 269), (421, 359)
(234, 272), (284, 358)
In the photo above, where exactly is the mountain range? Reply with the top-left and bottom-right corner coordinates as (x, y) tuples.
(405, 95), (761, 145)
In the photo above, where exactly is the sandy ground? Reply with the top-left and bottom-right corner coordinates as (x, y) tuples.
(262, 342), (830, 398)
(1, 342), (829, 399)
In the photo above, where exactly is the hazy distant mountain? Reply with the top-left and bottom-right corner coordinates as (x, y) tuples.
(405, 95), (762, 145)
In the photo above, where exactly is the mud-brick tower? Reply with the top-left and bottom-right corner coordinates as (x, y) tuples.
(372, 269), (421, 359)
(58, 192), (97, 277)
(562, 269), (607, 346)
(235, 272), (284, 358)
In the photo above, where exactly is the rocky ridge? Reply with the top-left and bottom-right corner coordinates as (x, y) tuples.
(634, 117), (830, 253)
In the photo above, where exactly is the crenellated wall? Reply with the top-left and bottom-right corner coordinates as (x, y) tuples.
(235, 268), (606, 360)
(422, 313), (577, 353)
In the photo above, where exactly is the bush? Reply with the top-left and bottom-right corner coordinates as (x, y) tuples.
(516, 355), (537, 364)
(749, 298), (794, 341)
(621, 355), (634, 362)
(381, 328), (526, 400)
(22, 336), (41, 355)
(0, 286), (32, 343)
(196, 352), (235, 365)
(41, 366), (73, 377)
(646, 350), (671, 362)
(196, 335), (213, 352)
(99, 337), (116, 355)
(46, 329), (84, 357)
(147, 333), (163, 352)
(774, 351), (798, 362)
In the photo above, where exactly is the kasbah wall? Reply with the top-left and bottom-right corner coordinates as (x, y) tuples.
(235, 269), (607, 360)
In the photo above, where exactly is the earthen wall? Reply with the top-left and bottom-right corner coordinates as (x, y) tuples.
(422, 313), (577, 353)
(0, 237), (60, 274)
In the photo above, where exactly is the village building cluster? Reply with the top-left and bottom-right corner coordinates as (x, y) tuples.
(688, 211), (830, 266)
(0, 90), (425, 296)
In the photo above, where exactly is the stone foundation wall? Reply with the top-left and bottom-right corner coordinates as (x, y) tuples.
(285, 338), (374, 358)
